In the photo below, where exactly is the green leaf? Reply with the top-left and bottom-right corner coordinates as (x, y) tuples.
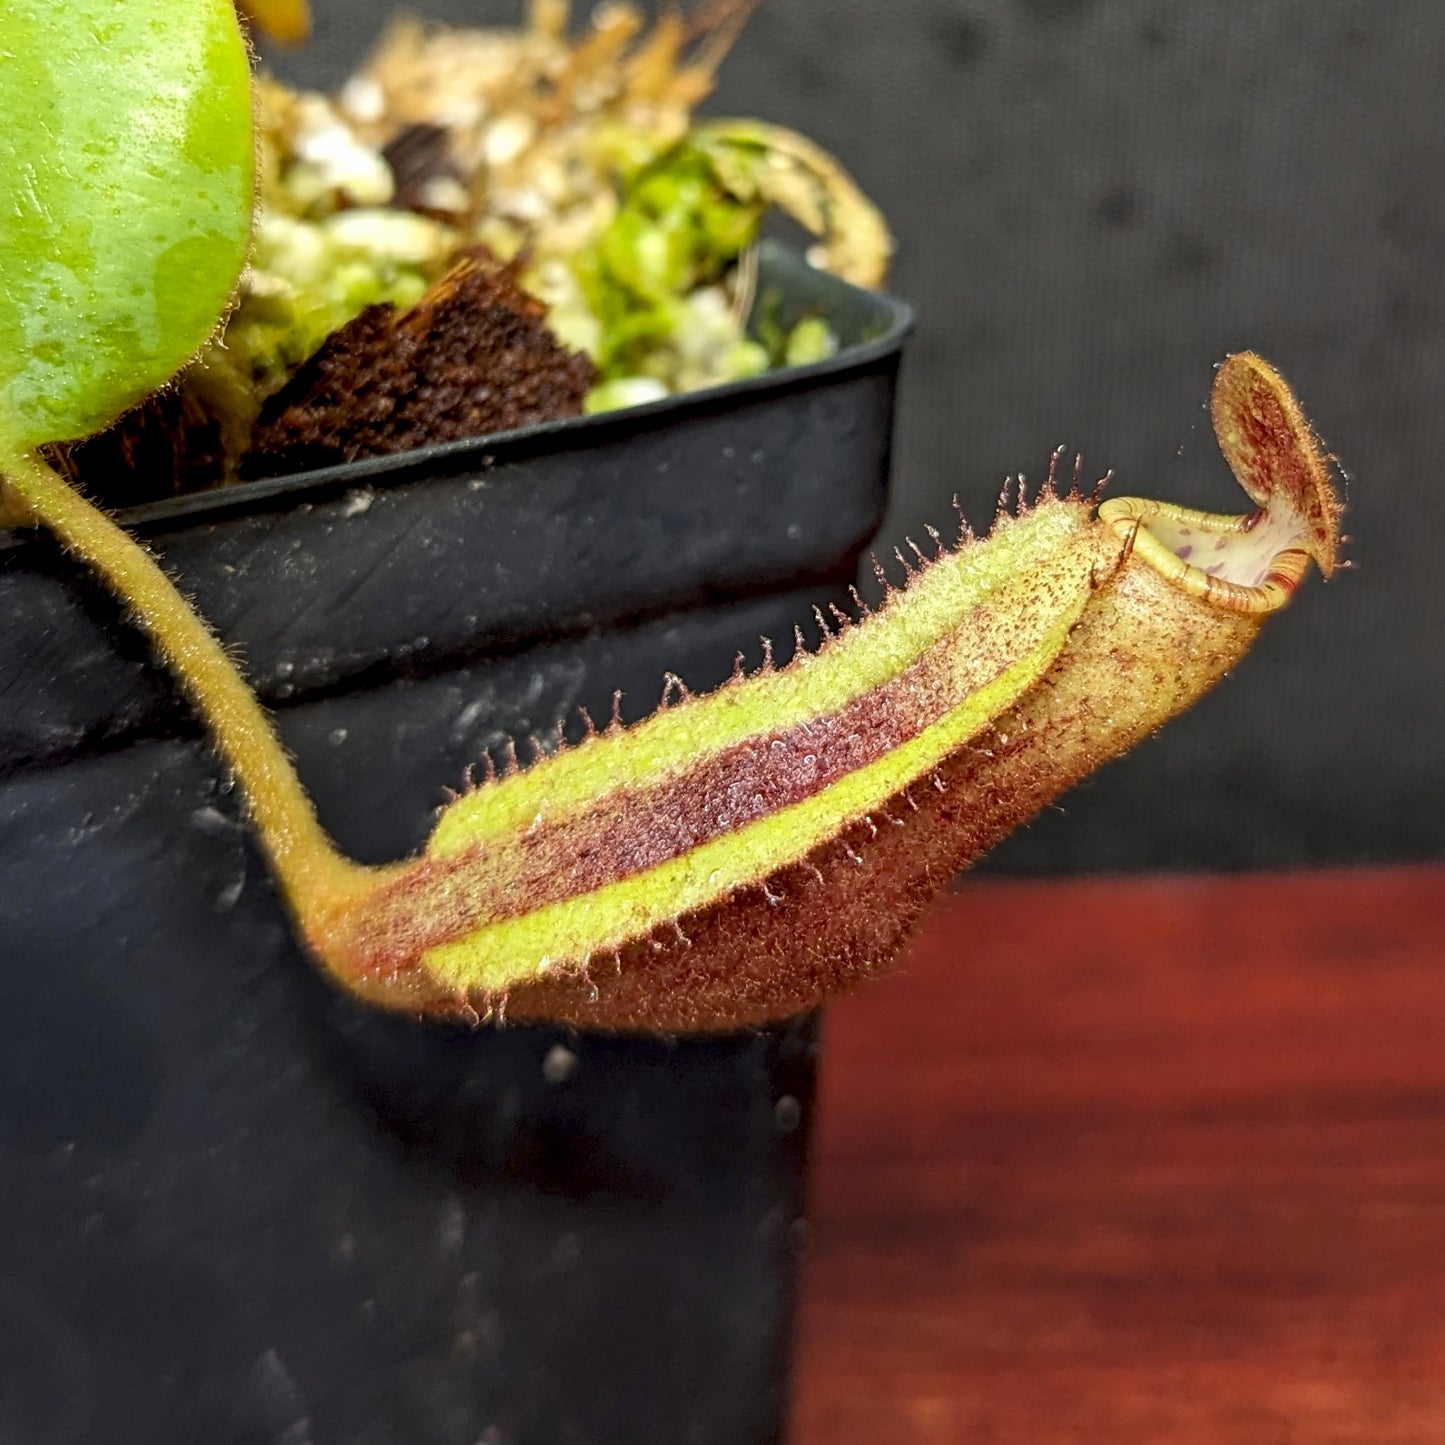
(0, 0), (254, 451)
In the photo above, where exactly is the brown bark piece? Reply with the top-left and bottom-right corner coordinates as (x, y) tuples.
(53, 388), (229, 509)
(244, 249), (596, 478)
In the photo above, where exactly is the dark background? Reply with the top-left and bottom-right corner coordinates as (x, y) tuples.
(266, 0), (1443, 876)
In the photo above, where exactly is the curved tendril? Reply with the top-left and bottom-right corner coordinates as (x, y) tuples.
(0, 446), (376, 928)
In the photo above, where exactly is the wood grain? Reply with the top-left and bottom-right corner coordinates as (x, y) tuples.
(791, 867), (1445, 1444)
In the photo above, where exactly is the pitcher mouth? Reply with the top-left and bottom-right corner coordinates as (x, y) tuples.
(1097, 496), (1316, 614)
(1098, 351), (1342, 615)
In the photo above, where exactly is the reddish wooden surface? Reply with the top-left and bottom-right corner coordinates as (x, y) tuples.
(791, 866), (1445, 1444)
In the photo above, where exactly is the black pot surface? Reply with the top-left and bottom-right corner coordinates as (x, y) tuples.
(0, 246), (911, 1444)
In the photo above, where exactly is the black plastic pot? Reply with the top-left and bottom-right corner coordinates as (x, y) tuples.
(0, 245), (911, 1444)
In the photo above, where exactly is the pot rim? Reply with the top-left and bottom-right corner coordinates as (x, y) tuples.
(2, 241), (913, 548)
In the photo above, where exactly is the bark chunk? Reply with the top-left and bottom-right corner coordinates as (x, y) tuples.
(245, 249), (595, 477)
